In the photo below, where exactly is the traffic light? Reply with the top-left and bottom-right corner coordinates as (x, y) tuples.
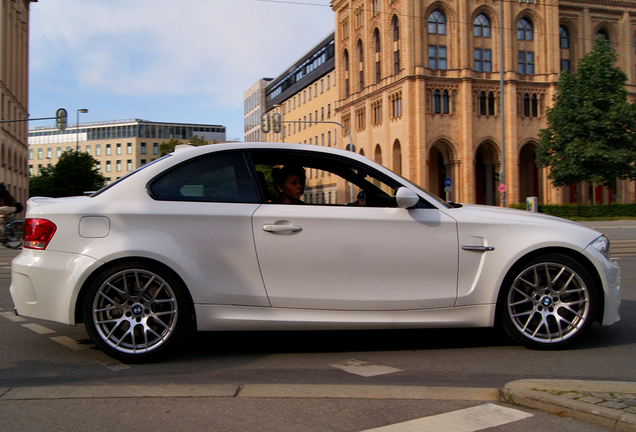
(494, 171), (500, 182)
(56, 108), (67, 131)
(260, 113), (271, 134)
(272, 113), (281, 134)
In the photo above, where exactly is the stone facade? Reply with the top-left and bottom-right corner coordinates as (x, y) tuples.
(331, 0), (636, 205)
(1, 0), (34, 207)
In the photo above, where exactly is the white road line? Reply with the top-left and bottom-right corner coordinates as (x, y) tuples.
(0, 311), (26, 322)
(360, 404), (533, 432)
(331, 359), (402, 377)
(21, 323), (56, 335)
(50, 336), (90, 351)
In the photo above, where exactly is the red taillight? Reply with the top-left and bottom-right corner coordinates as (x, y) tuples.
(23, 218), (57, 250)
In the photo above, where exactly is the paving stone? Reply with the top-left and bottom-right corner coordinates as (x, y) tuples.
(560, 392), (582, 400)
(614, 393), (636, 399)
(578, 396), (605, 404)
(590, 392), (613, 399)
(599, 401), (629, 410)
(622, 399), (636, 407)
(626, 407), (636, 415)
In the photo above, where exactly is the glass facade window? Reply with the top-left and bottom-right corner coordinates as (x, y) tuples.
(141, 143), (146, 154)
(96, 145), (101, 156)
(116, 143), (121, 155)
(127, 143), (132, 154)
(106, 144), (111, 156)
(85, 145), (91, 155)
(116, 160), (121, 172)
(153, 143), (159, 155)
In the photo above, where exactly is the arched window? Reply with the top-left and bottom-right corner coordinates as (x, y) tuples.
(596, 29), (609, 43)
(392, 15), (400, 74)
(357, 40), (364, 92)
(474, 14), (491, 38)
(343, 49), (350, 98)
(560, 26), (571, 71)
(434, 90), (441, 113)
(392, 140), (402, 175)
(488, 92), (495, 115)
(523, 93), (530, 117)
(531, 94), (538, 117)
(480, 91), (487, 115)
(374, 144), (382, 165)
(517, 18), (533, 41)
(374, 28), (381, 84)
(442, 90), (449, 114)
(428, 11), (446, 35)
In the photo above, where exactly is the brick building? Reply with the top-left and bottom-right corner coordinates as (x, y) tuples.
(331, 0), (636, 205)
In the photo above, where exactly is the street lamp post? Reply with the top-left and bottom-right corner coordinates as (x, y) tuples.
(76, 109), (88, 152)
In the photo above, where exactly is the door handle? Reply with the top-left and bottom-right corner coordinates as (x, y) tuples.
(262, 224), (302, 233)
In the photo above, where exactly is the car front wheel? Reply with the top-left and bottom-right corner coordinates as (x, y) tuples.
(501, 253), (597, 349)
(83, 262), (191, 362)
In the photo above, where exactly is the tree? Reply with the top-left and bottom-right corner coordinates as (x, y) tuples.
(537, 36), (636, 193)
(159, 135), (209, 156)
(29, 151), (106, 198)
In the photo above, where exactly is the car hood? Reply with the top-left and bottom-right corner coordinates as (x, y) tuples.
(441, 203), (602, 248)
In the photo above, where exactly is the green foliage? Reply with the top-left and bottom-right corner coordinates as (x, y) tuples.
(159, 138), (181, 156)
(537, 37), (636, 191)
(159, 135), (209, 156)
(29, 151), (106, 198)
(538, 203), (636, 219)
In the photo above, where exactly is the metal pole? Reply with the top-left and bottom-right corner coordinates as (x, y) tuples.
(499, 0), (506, 208)
(76, 109), (88, 152)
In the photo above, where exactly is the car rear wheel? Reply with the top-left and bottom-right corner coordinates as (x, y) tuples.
(502, 253), (597, 350)
(83, 262), (191, 362)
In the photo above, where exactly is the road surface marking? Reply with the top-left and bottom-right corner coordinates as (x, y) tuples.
(331, 359), (402, 377)
(360, 403), (533, 432)
(50, 336), (90, 351)
(0, 311), (26, 322)
(21, 323), (55, 335)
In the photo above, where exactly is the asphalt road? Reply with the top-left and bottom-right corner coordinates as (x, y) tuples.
(0, 222), (634, 431)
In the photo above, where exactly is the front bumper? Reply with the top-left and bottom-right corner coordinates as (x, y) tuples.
(10, 249), (100, 325)
(583, 244), (621, 326)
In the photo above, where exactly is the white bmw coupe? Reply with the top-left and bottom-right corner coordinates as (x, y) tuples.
(10, 143), (620, 361)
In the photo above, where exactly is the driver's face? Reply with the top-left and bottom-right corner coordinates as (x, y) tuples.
(281, 174), (303, 202)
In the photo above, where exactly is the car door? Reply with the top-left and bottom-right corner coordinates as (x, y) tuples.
(148, 150), (269, 307)
(250, 151), (459, 311)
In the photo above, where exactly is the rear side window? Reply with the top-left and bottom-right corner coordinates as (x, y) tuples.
(149, 152), (258, 203)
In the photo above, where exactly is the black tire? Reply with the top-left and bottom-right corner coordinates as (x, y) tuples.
(4, 220), (23, 249)
(83, 261), (192, 363)
(501, 253), (597, 350)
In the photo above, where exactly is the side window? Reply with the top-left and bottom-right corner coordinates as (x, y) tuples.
(150, 152), (258, 203)
(250, 151), (404, 208)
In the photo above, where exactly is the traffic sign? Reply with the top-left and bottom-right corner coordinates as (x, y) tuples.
(499, 184), (507, 193)
(444, 177), (452, 187)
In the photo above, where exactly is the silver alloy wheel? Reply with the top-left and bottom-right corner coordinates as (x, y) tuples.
(507, 261), (591, 344)
(91, 268), (179, 355)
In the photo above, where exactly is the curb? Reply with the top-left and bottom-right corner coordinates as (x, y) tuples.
(503, 380), (636, 432)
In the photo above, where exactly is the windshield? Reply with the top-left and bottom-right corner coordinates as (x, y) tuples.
(90, 154), (171, 197)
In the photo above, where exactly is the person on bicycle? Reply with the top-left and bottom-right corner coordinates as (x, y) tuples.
(0, 183), (17, 215)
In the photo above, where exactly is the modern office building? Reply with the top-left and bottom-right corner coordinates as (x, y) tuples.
(1, 0), (36, 207)
(331, 0), (636, 205)
(258, 32), (342, 203)
(244, 78), (272, 142)
(28, 119), (226, 184)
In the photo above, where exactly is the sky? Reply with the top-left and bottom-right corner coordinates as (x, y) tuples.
(28, 0), (335, 141)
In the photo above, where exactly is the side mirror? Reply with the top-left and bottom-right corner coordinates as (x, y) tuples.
(395, 187), (420, 209)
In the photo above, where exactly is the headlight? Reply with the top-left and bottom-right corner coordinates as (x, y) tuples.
(590, 235), (611, 260)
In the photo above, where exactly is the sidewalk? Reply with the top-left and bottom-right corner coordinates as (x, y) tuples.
(503, 380), (636, 431)
(1, 381), (635, 431)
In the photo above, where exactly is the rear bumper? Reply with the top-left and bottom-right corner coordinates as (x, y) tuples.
(10, 249), (99, 325)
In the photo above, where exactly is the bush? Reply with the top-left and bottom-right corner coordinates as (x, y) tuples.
(518, 203), (636, 219)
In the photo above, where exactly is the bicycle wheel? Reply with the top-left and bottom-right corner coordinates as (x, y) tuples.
(4, 220), (23, 249)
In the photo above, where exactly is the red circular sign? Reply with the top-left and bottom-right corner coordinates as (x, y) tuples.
(498, 184), (507, 193)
